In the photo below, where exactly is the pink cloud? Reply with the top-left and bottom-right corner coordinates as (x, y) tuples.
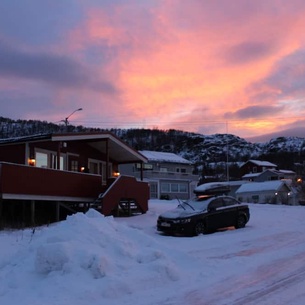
(3, 0), (305, 139)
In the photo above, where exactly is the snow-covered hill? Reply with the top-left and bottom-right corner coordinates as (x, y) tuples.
(1, 116), (305, 170)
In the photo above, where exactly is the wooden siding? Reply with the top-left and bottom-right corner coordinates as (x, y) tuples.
(0, 144), (25, 165)
(0, 162), (102, 201)
(101, 175), (149, 216)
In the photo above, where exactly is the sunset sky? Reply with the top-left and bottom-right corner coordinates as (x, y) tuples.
(1, 1), (305, 141)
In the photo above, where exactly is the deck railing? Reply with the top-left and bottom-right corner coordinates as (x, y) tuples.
(101, 175), (149, 216)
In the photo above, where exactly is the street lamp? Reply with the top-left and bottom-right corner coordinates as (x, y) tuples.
(62, 108), (83, 127)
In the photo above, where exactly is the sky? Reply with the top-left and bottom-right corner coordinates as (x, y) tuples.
(1, 199), (305, 305)
(1, 1), (305, 141)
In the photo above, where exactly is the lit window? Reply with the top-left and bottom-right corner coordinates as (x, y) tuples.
(36, 152), (48, 168)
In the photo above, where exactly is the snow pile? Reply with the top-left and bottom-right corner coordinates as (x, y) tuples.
(0, 208), (181, 304)
(2, 200), (305, 305)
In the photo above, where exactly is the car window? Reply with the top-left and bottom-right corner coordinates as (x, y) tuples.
(208, 198), (223, 210)
(223, 197), (240, 207)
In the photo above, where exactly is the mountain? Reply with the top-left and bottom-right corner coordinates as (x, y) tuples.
(1, 117), (305, 173)
(246, 126), (305, 143)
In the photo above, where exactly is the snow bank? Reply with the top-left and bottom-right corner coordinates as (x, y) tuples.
(0, 209), (180, 304)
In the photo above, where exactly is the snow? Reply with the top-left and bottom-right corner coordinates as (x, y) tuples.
(241, 159), (277, 167)
(1, 200), (305, 305)
(236, 180), (289, 193)
(140, 150), (192, 164)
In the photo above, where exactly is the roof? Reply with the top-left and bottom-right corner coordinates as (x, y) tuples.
(240, 159), (277, 168)
(139, 150), (191, 164)
(242, 169), (296, 179)
(195, 180), (250, 193)
(236, 180), (290, 193)
(0, 132), (147, 164)
(242, 173), (261, 179)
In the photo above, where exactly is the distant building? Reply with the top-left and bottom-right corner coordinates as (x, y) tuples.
(242, 169), (296, 182)
(239, 160), (277, 177)
(235, 180), (295, 205)
(119, 150), (199, 200)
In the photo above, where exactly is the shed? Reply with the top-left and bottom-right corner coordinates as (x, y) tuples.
(235, 180), (294, 205)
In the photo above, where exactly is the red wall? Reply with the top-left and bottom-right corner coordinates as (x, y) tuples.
(0, 162), (102, 200)
(0, 144), (25, 164)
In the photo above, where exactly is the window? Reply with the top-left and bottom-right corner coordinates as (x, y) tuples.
(50, 153), (64, 170)
(171, 184), (178, 192)
(70, 160), (79, 172)
(160, 182), (188, 193)
(160, 167), (168, 172)
(36, 152), (48, 168)
(35, 150), (64, 170)
(89, 161), (99, 174)
(150, 183), (158, 199)
(209, 198), (223, 210)
(223, 197), (239, 207)
(252, 195), (259, 203)
(180, 168), (186, 173)
(161, 183), (170, 192)
(179, 184), (187, 193)
(88, 159), (112, 183)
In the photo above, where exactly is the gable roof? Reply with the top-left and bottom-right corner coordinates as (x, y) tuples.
(236, 180), (291, 193)
(139, 150), (191, 164)
(242, 168), (296, 179)
(0, 132), (147, 164)
(240, 159), (277, 168)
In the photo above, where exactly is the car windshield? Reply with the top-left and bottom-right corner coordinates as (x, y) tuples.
(179, 195), (212, 211)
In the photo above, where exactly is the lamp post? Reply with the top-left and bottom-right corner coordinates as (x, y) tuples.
(62, 108), (83, 127)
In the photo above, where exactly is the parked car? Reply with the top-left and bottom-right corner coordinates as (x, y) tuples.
(157, 195), (250, 236)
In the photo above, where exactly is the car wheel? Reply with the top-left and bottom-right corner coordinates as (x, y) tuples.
(194, 221), (206, 236)
(235, 215), (246, 229)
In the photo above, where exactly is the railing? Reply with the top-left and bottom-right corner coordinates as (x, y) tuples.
(101, 175), (149, 216)
(132, 170), (199, 181)
(0, 162), (102, 201)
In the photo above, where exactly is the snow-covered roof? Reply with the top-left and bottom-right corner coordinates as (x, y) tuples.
(139, 150), (191, 164)
(236, 180), (290, 193)
(242, 173), (261, 179)
(241, 159), (277, 168)
(242, 169), (296, 179)
(279, 169), (296, 174)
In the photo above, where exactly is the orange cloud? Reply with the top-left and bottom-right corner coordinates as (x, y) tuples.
(59, 1), (305, 138)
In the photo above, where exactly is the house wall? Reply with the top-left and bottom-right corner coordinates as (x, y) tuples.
(239, 162), (276, 177)
(0, 162), (102, 201)
(0, 143), (26, 164)
(254, 171), (281, 182)
(31, 141), (110, 171)
(236, 187), (291, 204)
(119, 162), (199, 200)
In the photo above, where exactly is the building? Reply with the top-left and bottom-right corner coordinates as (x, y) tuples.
(119, 150), (199, 200)
(0, 132), (149, 227)
(235, 180), (295, 205)
(242, 169), (296, 182)
(239, 160), (277, 177)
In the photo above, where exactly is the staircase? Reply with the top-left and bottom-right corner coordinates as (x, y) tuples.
(92, 175), (149, 216)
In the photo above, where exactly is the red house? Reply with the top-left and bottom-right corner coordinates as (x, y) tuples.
(0, 132), (149, 227)
(239, 159), (277, 177)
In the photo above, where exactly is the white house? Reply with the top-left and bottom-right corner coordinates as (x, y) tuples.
(235, 180), (295, 205)
(119, 150), (199, 200)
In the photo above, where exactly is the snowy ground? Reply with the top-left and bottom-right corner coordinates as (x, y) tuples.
(1, 199), (305, 305)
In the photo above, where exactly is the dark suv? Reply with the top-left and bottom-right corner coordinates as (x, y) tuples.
(157, 195), (250, 236)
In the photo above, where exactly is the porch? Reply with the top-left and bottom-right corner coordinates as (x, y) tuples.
(0, 162), (149, 228)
